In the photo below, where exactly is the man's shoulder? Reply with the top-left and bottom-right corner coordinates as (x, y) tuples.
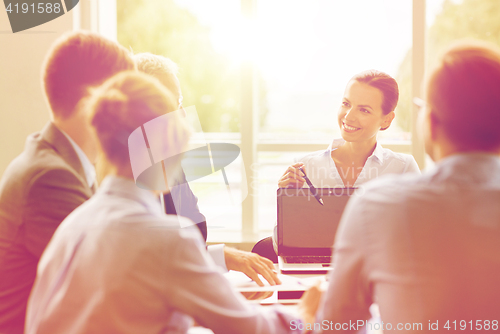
(2, 133), (76, 186)
(0, 131), (86, 209)
(0, 131), (89, 262)
(341, 173), (427, 237)
(357, 171), (424, 203)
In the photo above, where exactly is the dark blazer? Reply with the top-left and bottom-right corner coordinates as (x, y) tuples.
(163, 170), (208, 241)
(0, 122), (93, 334)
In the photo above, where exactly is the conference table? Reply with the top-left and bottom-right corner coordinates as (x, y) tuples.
(188, 267), (384, 334)
(187, 268), (328, 334)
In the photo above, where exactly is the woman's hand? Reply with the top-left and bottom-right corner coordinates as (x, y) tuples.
(298, 281), (323, 332)
(278, 162), (306, 188)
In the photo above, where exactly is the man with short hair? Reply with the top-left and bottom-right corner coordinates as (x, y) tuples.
(0, 31), (135, 334)
(133, 52), (281, 286)
(315, 40), (500, 333)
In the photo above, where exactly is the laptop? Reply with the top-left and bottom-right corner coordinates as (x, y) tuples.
(277, 187), (356, 273)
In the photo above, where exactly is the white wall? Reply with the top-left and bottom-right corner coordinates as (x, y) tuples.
(0, 7), (73, 177)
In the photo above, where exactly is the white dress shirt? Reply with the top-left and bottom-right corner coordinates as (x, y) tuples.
(273, 139), (420, 251)
(59, 128), (96, 189)
(26, 176), (300, 334)
(316, 153), (500, 333)
(298, 138), (420, 188)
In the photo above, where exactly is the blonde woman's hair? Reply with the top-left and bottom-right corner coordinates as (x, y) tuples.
(88, 71), (190, 167)
(133, 53), (180, 98)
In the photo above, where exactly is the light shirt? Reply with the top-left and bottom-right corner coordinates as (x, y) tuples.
(61, 128), (228, 268)
(298, 138), (420, 188)
(316, 154), (500, 333)
(26, 176), (300, 334)
(207, 244), (227, 270)
(59, 128), (96, 189)
(272, 139), (420, 251)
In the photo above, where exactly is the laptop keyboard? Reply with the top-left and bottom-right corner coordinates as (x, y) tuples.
(283, 255), (331, 264)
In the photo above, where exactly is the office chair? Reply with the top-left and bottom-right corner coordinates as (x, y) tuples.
(251, 236), (278, 263)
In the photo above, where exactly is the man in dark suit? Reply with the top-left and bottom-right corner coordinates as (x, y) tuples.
(0, 31), (135, 334)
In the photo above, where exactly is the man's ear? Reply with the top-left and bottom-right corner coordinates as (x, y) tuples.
(428, 110), (440, 141)
(381, 111), (395, 130)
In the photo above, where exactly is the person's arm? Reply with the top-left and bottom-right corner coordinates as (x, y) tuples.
(224, 246), (281, 286)
(206, 244), (227, 270)
(404, 156), (421, 174)
(171, 171), (281, 286)
(298, 281), (323, 330)
(165, 229), (300, 334)
(278, 162), (306, 188)
(206, 244), (281, 286)
(23, 168), (90, 258)
(315, 194), (372, 333)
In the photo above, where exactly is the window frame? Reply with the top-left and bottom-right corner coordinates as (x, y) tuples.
(91, 0), (426, 242)
(240, 0), (426, 240)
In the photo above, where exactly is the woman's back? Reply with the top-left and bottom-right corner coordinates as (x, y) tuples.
(27, 176), (196, 334)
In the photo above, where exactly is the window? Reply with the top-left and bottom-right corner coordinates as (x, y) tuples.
(113, 0), (432, 241)
(253, 0), (414, 230)
(426, 0), (500, 67)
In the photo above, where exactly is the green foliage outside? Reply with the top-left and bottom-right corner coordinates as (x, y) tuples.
(118, 0), (500, 134)
(395, 0), (500, 132)
(117, 0), (269, 132)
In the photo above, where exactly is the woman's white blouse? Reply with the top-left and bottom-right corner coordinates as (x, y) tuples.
(26, 176), (300, 334)
(299, 138), (420, 188)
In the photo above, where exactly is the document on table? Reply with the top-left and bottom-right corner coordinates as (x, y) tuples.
(224, 270), (327, 292)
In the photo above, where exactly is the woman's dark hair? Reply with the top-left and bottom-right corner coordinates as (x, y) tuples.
(351, 69), (399, 115)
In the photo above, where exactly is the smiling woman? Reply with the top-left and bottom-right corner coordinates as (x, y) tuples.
(251, 70), (423, 262)
(278, 69), (420, 190)
(339, 80), (393, 140)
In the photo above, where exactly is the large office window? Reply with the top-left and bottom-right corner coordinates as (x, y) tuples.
(426, 0), (500, 65)
(254, 0), (413, 231)
(115, 0), (418, 240)
(117, 0), (245, 233)
(112, 0), (500, 241)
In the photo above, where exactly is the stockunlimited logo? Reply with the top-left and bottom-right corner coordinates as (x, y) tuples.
(4, 0), (79, 33)
(128, 106), (248, 225)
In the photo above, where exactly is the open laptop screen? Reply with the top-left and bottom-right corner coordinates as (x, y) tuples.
(277, 188), (356, 256)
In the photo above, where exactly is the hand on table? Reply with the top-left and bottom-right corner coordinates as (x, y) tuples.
(240, 291), (275, 300)
(298, 281), (323, 332)
(224, 246), (281, 287)
(278, 162), (306, 188)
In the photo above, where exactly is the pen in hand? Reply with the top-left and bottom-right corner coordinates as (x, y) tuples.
(298, 167), (324, 206)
